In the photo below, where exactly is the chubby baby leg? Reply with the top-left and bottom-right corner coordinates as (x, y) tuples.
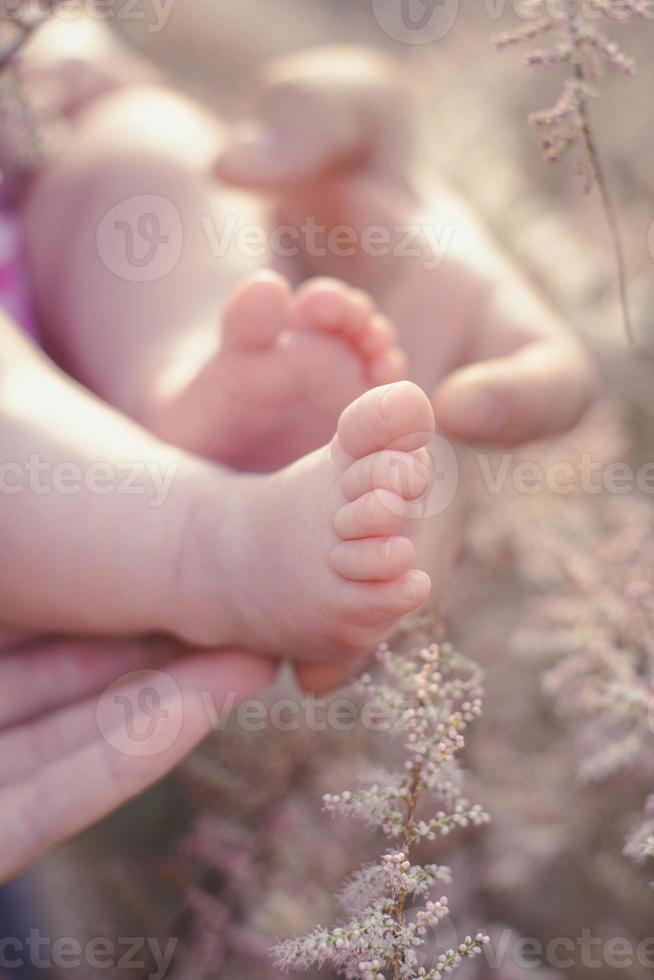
(22, 83), (407, 473)
(0, 311), (220, 637)
(0, 313), (433, 660)
(218, 47), (598, 445)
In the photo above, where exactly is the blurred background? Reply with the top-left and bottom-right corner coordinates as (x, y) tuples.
(2, 1), (654, 978)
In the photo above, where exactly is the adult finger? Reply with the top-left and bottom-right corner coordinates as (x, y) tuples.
(0, 651), (274, 882)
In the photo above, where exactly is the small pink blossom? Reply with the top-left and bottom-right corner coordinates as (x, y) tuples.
(273, 640), (489, 979)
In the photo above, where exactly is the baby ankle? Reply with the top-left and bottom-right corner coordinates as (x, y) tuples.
(167, 465), (263, 648)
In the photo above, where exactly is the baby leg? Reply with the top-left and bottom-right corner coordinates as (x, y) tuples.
(22, 85), (406, 470)
(0, 310), (217, 637)
(218, 47), (598, 444)
(0, 316), (434, 661)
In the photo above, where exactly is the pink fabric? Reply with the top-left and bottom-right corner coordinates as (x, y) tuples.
(0, 207), (37, 340)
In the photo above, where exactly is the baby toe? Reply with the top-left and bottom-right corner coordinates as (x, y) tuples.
(330, 536), (416, 581)
(222, 270), (291, 349)
(343, 288), (376, 332)
(291, 278), (379, 343)
(358, 313), (407, 385)
(295, 659), (370, 695)
(291, 277), (353, 331)
(368, 346), (409, 386)
(338, 570), (432, 627)
(335, 381), (435, 462)
(334, 489), (413, 540)
(360, 313), (396, 357)
(341, 448), (431, 502)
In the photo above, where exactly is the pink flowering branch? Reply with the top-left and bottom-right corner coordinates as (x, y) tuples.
(625, 796), (654, 873)
(518, 495), (654, 880)
(494, 0), (648, 344)
(273, 639), (490, 980)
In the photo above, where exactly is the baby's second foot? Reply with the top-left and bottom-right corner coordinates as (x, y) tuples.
(177, 382), (434, 661)
(215, 47), (417, 292)
(148, 271), (406, 471)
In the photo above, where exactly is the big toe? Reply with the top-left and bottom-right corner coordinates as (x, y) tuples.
(216, 123), (300, 188)
(216, 76), (358, 190)
(222, 270), (291, 350)
(335, 382), (435, 463)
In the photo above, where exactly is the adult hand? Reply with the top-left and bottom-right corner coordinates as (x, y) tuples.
(0, 634), (273, 881)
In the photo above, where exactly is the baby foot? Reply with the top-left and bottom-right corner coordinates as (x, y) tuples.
(149, 270), (407, 471)
(179, 382), (435, 660)
(216, 49), (598, 445)
(216, 47), (414, 189)
(215, 47), (419, 294)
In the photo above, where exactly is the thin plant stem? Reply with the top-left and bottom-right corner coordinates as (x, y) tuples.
(562, 1), (633, 346)
(497, 0), (639, 347)
(390, 761), (421, 980)
(575, 81), (633, 345)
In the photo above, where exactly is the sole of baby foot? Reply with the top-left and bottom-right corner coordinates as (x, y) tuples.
(148, 270), (407, 471)
(175, 382), (434, 662)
